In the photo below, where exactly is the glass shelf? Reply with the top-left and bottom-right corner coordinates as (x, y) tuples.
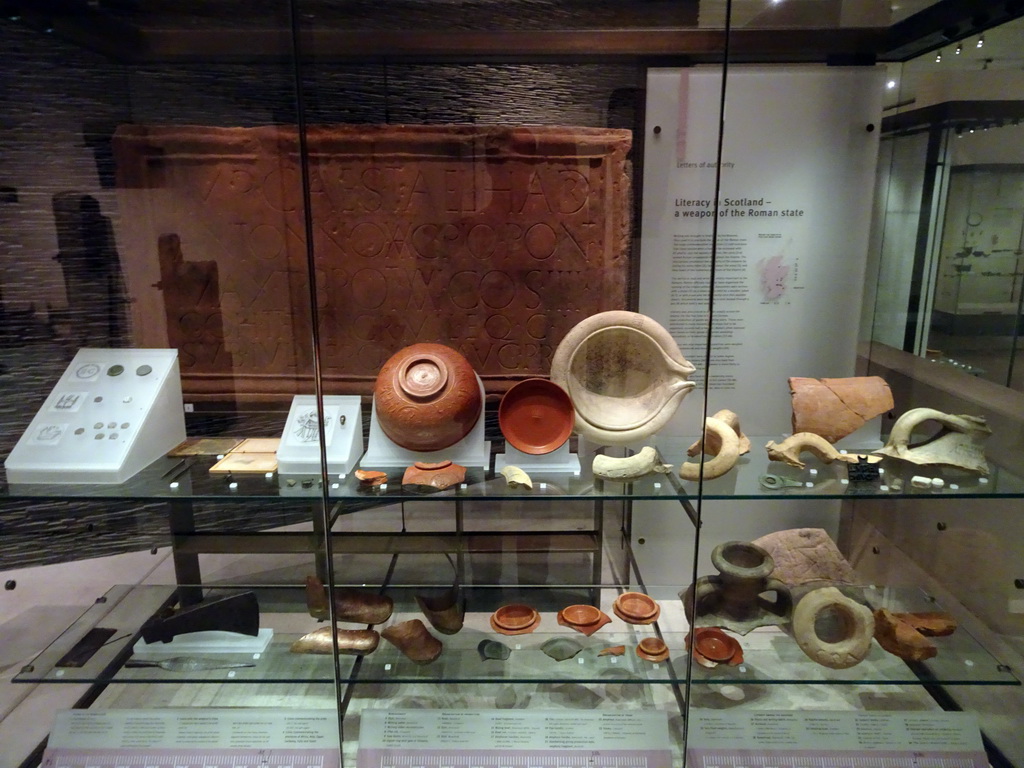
(15, 584), (1020, 689)
(3, 437), (1023, 504)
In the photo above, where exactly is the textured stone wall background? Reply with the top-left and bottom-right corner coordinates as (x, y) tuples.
(0, 18), (643, 570)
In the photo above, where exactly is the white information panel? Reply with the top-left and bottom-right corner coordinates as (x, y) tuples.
(4, 348), (185, 484)
(358, 709), (672, 768)
(275, 395), (363, 476)
(688, 710), (986, 768)
(42, 708), (339, 768)
(639, 66), (883, 436)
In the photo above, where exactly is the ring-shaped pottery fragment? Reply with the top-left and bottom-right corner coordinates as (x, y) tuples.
(498, 378), (575, 454)
(550, 311), (696, 446)
(373, 343), (482, 451)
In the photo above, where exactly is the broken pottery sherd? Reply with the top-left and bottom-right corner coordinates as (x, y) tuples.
(598, 645), (626, 657)
(874, 408), (991, 474)
(500, 465), (534, 489)
(550, 310), (696, 446)
(402, 459), (467, 491)
(290, 627), (380, 656)
(892, 611), (957, 637)
(355, 469), (388, 487)
(688, 409), (751, 456)
(751, 528), (858, 586)
(765, 432), (880, 470)
(679, 416), (742, 481)
(415, 586), (465, 635)
(635, 637), (670, 663)
(593, 446), (672, 482)
(477, 638), (512, 661)
(541, 637), (585, 661)
(380, 619), (444, 665)
(305, 575), (394, 625)
(873, 608), (939, 661)
(789, 376), (894, 443)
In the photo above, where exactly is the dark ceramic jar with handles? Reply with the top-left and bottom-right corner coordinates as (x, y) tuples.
(373, 343), (482, 452)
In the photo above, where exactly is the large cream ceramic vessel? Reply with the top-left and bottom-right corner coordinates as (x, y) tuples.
(550, 310), (696, 446)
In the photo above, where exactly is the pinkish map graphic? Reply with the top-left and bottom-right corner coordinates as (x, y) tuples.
(758, 254), (790, 300)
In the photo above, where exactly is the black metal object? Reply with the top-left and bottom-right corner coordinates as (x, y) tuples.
(140, 590), (260, 643)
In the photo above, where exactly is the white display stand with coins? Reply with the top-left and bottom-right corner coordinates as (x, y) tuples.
(4, 348), (186, 484)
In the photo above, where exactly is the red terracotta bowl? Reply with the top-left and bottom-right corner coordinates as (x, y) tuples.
(636, 637), (670, 662)
(559, 604), (602, 626)
(498, 378), (575, 455)
(492, 603), (539, 631)
(692, 628), (739, 662)
(614, 592), (659, 621)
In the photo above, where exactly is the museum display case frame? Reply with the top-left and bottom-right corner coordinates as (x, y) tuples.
(3, 1), (1024, 767)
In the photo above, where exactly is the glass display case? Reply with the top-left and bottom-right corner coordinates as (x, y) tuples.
(1, 1), (1023, 767)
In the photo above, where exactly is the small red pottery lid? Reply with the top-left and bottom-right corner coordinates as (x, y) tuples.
(499, 378), (575, 455)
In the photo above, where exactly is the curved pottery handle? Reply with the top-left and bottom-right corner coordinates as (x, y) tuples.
(757, 578), (793, 619)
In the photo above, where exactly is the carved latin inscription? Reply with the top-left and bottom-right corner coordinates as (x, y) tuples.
(113, 124), (632, 399)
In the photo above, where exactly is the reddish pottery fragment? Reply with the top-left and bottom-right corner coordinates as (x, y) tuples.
(402, 460), (467, 491)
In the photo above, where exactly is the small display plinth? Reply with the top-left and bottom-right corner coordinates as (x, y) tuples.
(275, 395), (363, 476)
(4, 348), (185, 484)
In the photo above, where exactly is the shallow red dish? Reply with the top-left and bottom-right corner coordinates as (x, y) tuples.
(492, 603), (539, 631)
(499, 379), (575, 455)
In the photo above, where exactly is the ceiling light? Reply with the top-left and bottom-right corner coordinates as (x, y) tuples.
(935, 50), (942, 62)
(977, 35), (984, 48)
(887, 80), (897, 89)
(956, 43), (962, 54)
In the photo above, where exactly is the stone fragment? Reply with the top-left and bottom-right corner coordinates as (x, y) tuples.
(789, 376), (894, 443)
(114, 124), (632, 402)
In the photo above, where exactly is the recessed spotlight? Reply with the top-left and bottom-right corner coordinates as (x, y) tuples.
(887, 80), (897, 89)
(956, 43), (962, 54)
(935, 50), (943, 62)
(977, 35), (984, 48)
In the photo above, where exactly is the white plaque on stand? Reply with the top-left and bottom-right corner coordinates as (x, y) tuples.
(131, 628), (274, 658)
(361, 378), (490, 469)
(494, 441), (581, 476)
(275, 395), (363, 476)
(4, 348), (185, 484)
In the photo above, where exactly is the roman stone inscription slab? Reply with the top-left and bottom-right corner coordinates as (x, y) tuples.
(113, 124), (631, 400)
